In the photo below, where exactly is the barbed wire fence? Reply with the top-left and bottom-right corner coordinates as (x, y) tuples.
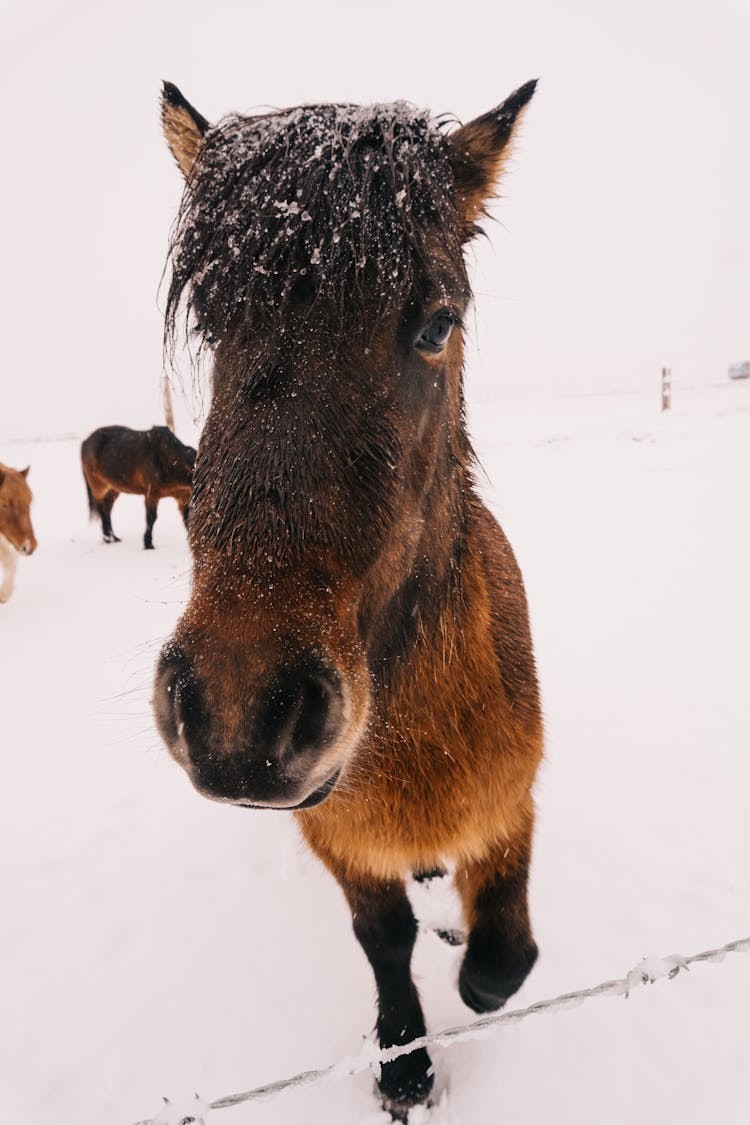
(134, 933), (750, 1125)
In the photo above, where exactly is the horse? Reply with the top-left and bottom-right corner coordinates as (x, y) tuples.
(154, 80), (543, 1117)
(81, 425), (196, 549)
(0, 463), (37, 603)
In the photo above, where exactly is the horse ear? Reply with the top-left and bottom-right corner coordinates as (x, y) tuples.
(449, 79), (537, 238)
(20, 466), (30, 479)
(161, 81), (210, 179)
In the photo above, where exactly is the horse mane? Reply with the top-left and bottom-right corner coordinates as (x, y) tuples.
(165, 102), (466, 355)
(148, 427), (196, 473)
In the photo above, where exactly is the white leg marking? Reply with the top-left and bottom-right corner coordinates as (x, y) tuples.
(0, 533), (18, 602)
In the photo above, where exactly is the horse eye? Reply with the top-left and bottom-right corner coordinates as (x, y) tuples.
(416, 312), (454, 355)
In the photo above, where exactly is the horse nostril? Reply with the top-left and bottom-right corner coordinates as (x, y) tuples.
(153, 642), (195, 749)
(291, 675), (334, 752)
(260, 659), (343, 762)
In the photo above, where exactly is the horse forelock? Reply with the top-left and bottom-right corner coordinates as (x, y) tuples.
(165, 101), (467, 354)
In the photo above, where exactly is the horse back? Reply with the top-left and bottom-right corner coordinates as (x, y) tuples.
(81, 426), (194, 496)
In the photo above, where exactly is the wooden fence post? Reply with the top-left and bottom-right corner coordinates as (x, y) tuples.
(162, 372), (176, 433)
(661, 366), (671, 412)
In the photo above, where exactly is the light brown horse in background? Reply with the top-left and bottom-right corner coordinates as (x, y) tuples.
(154, 81), (543, 1118)
(0, 464), (37, 603)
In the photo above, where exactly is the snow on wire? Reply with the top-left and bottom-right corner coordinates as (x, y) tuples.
(134, 934), (750, 1124)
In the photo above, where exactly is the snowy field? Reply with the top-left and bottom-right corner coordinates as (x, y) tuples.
(1, 382), (749, 1125)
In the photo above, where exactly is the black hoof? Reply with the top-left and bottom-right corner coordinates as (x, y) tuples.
(103, 534), (121, 544)
(435, 927), (465, 947)
(412, 866), (447, 883)
(459, 942), (538, 1014)
(144, 541), (155, 550)
(459, 964), (507, 1013)
(378, 1048), (434, 1119)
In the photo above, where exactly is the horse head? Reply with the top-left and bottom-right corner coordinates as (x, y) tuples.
(0, 464), (37, 555)
(154, 84), (535, 811)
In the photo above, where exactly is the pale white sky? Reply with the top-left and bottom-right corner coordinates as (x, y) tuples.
(2, 0), (749, 440)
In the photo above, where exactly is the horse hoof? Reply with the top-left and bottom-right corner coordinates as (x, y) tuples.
(458, 964), (507, 1013)
(378, 1048), (434, 1119)
(412, 866), (447, 883)
(459, 941), (538, 1013)
(144, 542), (155, 550)
(435, 927), (465, 947)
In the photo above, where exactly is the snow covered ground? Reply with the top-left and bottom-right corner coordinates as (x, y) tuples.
(1, 382), (748, 1125)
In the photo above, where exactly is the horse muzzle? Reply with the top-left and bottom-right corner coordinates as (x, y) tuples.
(153, 641), (352, 809)
(7, 534), (36, 556)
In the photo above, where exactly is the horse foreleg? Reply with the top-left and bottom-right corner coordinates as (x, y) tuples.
(457, 812), (538, 1013)
(0, 534), (17, 602)
(339, 873), (434, 1117)
(144, 494), (159, 550)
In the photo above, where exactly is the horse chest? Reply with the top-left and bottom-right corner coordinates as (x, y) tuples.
(299, 716), (528, 879)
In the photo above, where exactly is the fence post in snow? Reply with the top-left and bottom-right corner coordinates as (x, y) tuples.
(162, 372), (176, 433)
(661, 366), (672, 411)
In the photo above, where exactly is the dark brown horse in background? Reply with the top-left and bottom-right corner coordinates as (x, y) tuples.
(81, 425), (195, 549)
(154, 80), (543, 1117)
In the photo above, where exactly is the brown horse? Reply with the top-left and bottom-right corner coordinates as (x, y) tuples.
(0, 463), (37, 603)
(154, 81), (543, 1117)
(81, 425), (196, 549)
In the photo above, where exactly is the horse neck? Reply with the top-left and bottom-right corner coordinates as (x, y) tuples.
(0, 475), (30, 524)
